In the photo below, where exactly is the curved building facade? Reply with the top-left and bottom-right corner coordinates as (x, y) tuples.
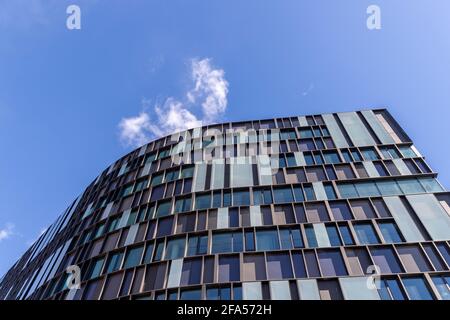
(1, 108), (450, 300)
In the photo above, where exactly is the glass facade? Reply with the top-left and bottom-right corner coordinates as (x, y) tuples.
(1, 109), (449, 300)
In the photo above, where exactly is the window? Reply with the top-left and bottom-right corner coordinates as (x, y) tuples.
(306, 167), (326, 182)
(397, 245), (432, 272)
(105, 251), (124, 273)
(378, 222), (403, 243)
(402, 277), (433, 300)
(87, 257), (105, 280)
(376, 180), (402, 196)
(361, 148), (379, 161)
(273, 187), (294, 203)
(324, 184), (336, 200)
(245, 230), (255, 251)
(211, 231), (243, 253)
(304, 226), (318, 248)
(233, 189), (250, 206)
(123, 246), (144, 269)
(165, 169), (179, 182)
(398, 145), (417, 158)
(151, 173), (164, 186)
(218, 255), (240, 282)
(338, 224), (354, 245)
(206, 286), (232, 300)
(180, 166), (194, 178)
(165, 238), (186, 260)
(305, 204), (329, 224)
(378, 278), (406, 300)
(341, 150), (352, 162)
(303, 185), (316, 201)
(156, 217), (174, 237)
(195, 193), (211, 210)
(180, 288), (202, 300)
(431, 275), (450, 300)
(293, 186), (305, 202)
(156, 200), (172, 217)
(323, 151), (341, 164)
(397, 178), (424, 194)
(337, 183), (358, 198)
(351, 149), (362, 161)
(180, 258), (202, 285)
(279, 228), (303, 249)
(242, 254), (266, 281)
(299, 128), (314, 138)
(353, 223), (379, 244)
(174, 196), (192, 213)
(350, 200), (377, 219)
(253, 188), (273, 205)
(369, 247), (403, 274)
(317, 250), (347, 276)
(256, 229), (280, 251)
(266, 253), (293, 279)
(326, 225), (342, 246)
(187, 234), (208, 256)
(355, 182), (380, 197)
(329, 201), (353, 220)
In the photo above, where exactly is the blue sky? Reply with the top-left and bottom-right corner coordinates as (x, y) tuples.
(1, 0), (450, 276)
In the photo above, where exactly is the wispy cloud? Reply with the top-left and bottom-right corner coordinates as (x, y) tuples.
(301, 83), (315, 96)
(119, 58), (229, 148)
(0, 223), (15, 242)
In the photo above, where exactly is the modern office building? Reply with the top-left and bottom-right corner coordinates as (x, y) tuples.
(1, 109), (450, 300)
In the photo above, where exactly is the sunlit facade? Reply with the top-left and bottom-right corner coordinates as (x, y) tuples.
(1, 109), (450, 300)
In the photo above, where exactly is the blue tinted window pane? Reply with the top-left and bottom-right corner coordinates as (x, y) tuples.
(273, 187), (294, 203)
(124, 246), (144, 269)
(338, 225), (354, 245)
(280, 229), (293, 249)
(351, 150), (362, 161)
(256, 230), (280, 251)
(397, 179), (425, 194)
(233, 231), (243, 252)
(293, 186), (305, 202)
(376, 180), (402, 196)
(165, 238), (186, 260)
(196, 193), (211, 210)
(212, 233), (232, 253)
(419, 178), (444, 193)
(379, 222), (403, 243)
(323, 152), (341, 164)
(233, 286), (243, 300)
(402, 277), (433, 300)
(353, 223), (379, 245)
(355, 182), (380, 197)
(303, 186), (316, 201)
(337, 183), (358, 198)
(326, 225), (342, 246)
(324, 184), (337, 200)
(305, 226), (318, 247)
(342, 150), (352, 163)
(233, 190), (250, 206)
(361, 148), (379, 161)
(304, 154), (314, 165)
(245, 231), (255, 251)
(292, 229), (304, 248)
(431, 276), (450, 300)
(180, 289), (202, 300)
(212, 192), (222, 207)
(223, 191), (231, 207)
(106, 252), (123, 273)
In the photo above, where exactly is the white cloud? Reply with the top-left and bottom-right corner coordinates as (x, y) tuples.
(0, 223), (15, 242)
(187, 58), (229, 122)
(118, 58), (229, 148)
